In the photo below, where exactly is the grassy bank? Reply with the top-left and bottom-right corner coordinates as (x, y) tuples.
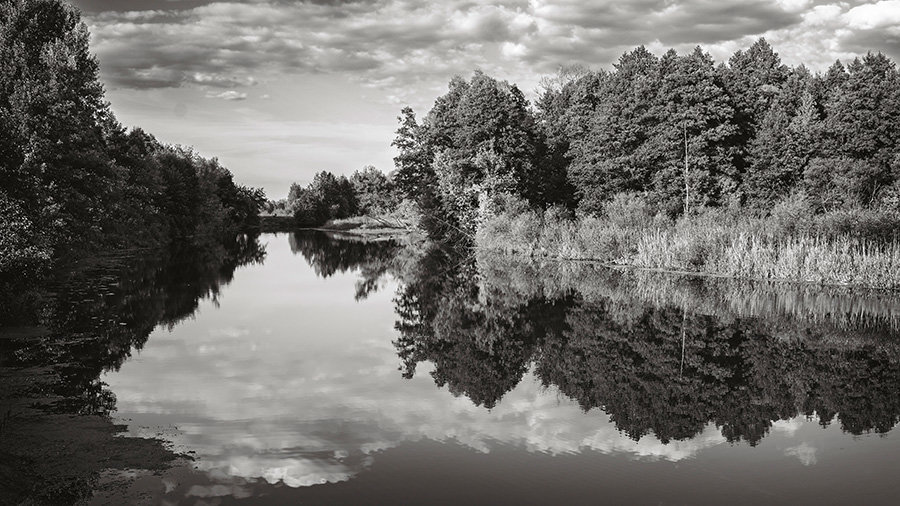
(476, 194), (900, 289)
(260, 213), (416, 240)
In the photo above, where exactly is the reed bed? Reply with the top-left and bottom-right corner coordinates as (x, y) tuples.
(475, 201), (900, 289)
(475, 251), (900, 334)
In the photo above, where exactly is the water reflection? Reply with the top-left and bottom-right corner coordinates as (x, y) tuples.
(396, 246), (900, 444)
(34, 231), (899, 503)
(288, 231), (401, 300)
(0, 233), (266, 504)
(5, 234), (265, 413)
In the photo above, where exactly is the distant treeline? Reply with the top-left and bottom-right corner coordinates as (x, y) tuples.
(0, 0), (265, 278)
(388, 39), (900, 239)
(269, 166), (401, 226)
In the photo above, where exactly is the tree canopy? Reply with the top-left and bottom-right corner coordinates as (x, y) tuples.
(0, 0), (265, 277)
(393, 39), (900, 240)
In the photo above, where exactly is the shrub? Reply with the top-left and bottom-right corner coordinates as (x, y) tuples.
(770, 192), (814, 239)
(813, 208), (900, 243)
(0, 192), (51, 277)
(474, 195), (900, 288)
(603, 192), (654, 229)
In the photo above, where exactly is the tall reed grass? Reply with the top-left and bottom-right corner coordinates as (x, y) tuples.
(475, 193), (900, 289)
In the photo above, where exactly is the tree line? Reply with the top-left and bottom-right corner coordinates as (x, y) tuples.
(0, 0), (265, 279)
(390, 39), (900, 239)
(270, 165), (401, 226)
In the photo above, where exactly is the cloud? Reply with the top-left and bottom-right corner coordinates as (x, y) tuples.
(78, 0), (900, 104)
(844, 0), (900, 29)
(207, 90), (248, 101)
(76, 0), (900, 200)
(74, 0), (215, 13)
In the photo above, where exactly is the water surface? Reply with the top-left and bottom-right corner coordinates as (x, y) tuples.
(77, 232), (900, 503)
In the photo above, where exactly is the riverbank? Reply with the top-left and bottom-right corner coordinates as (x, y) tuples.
(474, 250), (900, 335)
(476, 199), (900, 290)
(260, 214), (414, 241)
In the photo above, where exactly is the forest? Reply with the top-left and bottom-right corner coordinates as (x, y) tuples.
(0, 0), (265, 284)
(389, 40), (900, 230)
(281, 38), (900, 286)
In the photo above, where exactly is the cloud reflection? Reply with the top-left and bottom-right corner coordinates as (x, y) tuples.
(785, 443), (818, 466)
(102, 239), (814, 488)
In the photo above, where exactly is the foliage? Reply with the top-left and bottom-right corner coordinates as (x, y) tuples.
(350, 165), (399, 215)
(290, 171), (359, 226)
(0, 190), (50, 275)
(392, 72), (543, 240)
(0, 0), (265, 279)
(285, 166), (406, 227)
(476, 200), (900, 288)
(391, 38), (900, 243)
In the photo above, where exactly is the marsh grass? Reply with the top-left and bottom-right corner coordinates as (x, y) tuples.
(476, 251), (900, 334)
(476, 195), (900, 289)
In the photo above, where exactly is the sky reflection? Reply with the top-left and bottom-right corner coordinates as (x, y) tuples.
(103, 234), (895, 490)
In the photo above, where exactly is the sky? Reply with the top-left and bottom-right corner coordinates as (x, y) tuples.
(70, 0), (900, 199)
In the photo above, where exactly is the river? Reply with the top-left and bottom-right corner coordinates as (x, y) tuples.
(3, 231), (900, 504)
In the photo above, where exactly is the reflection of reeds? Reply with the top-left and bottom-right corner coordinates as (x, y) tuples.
(476, 207), (900, 289)
(476, 251), (900, 336)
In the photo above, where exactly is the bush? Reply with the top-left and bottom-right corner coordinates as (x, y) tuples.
(0, 192), (51, 277)
(474, 195), (900, 288)
(770, 192), (814, 238)
(603, 192), (654, 229)
(876, 180), (900, 212)
(813, 208), (900, 242)
(577, 216), (632, 261)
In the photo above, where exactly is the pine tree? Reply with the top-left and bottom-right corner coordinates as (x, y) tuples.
(648, 47), (738, 213)
(567, 47), (660, 214)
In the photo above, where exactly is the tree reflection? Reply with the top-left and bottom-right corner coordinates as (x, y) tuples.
(288, 231), (400, 300)
(393, 246), (900, 443)
(3, 233), (266, 415)
(393, 245), (574, 408)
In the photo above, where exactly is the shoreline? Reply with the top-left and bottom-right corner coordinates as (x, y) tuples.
(476, 207), (900, 291)
(258, 215), (413, 240)
(475, 247), (900, 293)
(0, 343), (184, 504)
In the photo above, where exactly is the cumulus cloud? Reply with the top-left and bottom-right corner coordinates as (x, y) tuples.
(207, 90), (248, 100)
(844, 0), (900, 29)
(74, 0), (900, 103)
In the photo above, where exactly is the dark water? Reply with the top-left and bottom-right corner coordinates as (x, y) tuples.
(4, 231), (900, 504)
